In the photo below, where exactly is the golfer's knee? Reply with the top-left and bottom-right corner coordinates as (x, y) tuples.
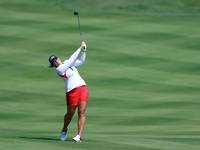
(66, 110), (75, 117)
(78, 110), (85, 117)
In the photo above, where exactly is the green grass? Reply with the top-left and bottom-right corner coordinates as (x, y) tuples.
(0, 0), (200, 149)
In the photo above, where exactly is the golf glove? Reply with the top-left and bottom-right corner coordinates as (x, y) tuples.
(82, 44), (87, 52)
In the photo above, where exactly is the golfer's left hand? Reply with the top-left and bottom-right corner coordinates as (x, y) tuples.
(82, 41), (87, 52)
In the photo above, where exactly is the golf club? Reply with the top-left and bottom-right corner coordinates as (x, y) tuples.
(74, 12), (83, 41)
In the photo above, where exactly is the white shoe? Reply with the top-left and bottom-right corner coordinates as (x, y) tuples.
(60, 127), (69, 141)
(73, 135), (82, 142)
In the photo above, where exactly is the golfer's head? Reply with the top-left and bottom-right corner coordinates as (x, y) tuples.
(49, 55), (58, 67)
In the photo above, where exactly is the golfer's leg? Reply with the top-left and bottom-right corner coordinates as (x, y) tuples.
(78, 102), (87, 135)
(63, 105), (76, 132)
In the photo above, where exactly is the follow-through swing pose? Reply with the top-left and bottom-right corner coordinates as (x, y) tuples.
(48, 41), (88, 142)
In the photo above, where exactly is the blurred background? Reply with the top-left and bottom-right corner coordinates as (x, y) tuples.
(0, 0), (200, 150)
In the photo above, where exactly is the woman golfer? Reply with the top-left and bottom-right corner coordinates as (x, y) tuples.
(48, 41), (88, 142)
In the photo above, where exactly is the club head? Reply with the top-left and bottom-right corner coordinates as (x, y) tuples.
(74, 12), (78, 15)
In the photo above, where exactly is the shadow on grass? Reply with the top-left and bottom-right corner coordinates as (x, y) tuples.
(20, 136), (72, 142)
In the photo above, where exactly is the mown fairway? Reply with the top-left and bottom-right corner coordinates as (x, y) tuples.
(0, 0), (200, 150)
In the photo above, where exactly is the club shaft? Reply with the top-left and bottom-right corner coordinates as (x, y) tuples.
(77, 14), (83, 41)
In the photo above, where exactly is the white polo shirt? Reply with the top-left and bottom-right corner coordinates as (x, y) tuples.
(56, 48), (86, 92)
